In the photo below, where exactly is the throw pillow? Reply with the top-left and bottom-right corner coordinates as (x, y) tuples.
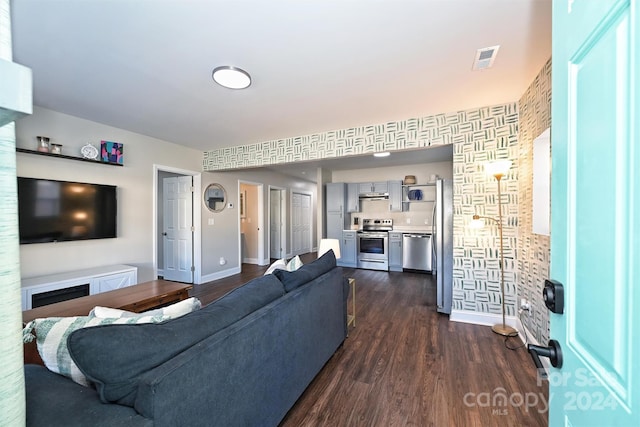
(286, 255), (304, 271)
(89, 297), (202, 319)
(263, 258), (286, 275)
(274, 249), (336, 292)
(22, 314), (169, 387)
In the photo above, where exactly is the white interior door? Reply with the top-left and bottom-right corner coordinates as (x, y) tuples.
(270, 189), (283, 259)
(291, 192), (312, 256)
(163, 176), (194, 283)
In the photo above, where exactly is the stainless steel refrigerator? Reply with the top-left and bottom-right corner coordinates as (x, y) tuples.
(432, 179), (453, 314)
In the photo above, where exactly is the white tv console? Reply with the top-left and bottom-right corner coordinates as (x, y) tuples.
(21, 264), (138, 311)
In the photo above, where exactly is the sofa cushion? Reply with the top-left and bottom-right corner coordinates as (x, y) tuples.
(89, 297), (201, 319)
(68, 273), (285, 406)
(274, 249), (336, 292)
(22, 314), (169, 387)
(25, 364), (152, 427)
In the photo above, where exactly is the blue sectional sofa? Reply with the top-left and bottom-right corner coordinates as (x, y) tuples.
(25, 250), (348, 426)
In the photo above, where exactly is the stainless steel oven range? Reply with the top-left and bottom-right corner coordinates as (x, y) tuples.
(357, 219), (392, 271)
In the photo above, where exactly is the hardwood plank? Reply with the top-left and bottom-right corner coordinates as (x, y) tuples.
(192, 256), (548, 427)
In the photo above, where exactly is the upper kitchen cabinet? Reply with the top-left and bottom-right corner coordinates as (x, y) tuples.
(388, 180), (403, 212)
(346, 183), (360, 213)
(325, 183), (350, 239)
(358, 181), (388, 195)
(326, 182), (347, 213)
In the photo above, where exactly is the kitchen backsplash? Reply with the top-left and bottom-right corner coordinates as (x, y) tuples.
(350, 199), (435, 230)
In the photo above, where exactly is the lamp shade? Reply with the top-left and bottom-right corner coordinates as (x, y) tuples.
(485, 159), (512, 178)
(318, 238), (341, 259)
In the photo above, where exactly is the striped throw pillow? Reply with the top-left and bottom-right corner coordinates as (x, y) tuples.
(89, 297), (201, 320)
(23, 314), (169, 387)
(286, 255), (304, 271)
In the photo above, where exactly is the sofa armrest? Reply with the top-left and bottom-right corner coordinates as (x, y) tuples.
(25, 364), (151, 427)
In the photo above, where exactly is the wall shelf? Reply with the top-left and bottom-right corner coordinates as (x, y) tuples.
(403, 182), (436, 204)
(16, 147), (123, 167)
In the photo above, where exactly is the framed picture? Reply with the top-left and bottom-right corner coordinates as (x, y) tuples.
(100, 140), (124, 165)
(240, 190), (247, 218)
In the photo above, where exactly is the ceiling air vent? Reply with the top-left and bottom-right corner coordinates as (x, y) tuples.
(472, 45), (500, 71)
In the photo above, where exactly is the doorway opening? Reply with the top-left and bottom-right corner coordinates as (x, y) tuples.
(239, 181), (266, 267)
(154, 165), (201, 284)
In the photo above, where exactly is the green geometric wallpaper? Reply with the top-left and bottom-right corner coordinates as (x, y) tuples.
(517, 58), (552, 344)
(203, 102), (521, 319)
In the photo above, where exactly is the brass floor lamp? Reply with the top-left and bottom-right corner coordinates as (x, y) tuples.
(472, 160), (518, 337)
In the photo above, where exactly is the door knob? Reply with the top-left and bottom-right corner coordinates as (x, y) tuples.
(543, 279), (564, 314)
(528, 339), (563, 377)
(162, 232), (167, 236)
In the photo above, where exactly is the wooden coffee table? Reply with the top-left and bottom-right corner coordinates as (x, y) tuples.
(23, 280), (193, 364)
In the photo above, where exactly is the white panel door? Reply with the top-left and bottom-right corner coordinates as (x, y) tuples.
(300, 192), (311, 253)
(291, 192), (311, 256)
(163, 176), (194, 283)
(270, 189), (283, 259)
(291, 192), (302, 255)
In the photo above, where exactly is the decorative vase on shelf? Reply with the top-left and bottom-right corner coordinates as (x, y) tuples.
(50, 144), (63, 155)
(36, 136), (50, 153)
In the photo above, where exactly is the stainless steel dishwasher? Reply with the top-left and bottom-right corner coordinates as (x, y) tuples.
(402, 233), (433, 272)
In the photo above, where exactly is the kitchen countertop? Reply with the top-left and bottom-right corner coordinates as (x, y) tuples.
(389, 226), (434, 234)
(344, 227), (434, 234)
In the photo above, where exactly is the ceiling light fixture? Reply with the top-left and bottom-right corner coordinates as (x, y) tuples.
(212, 66), (251, 89)
(373, 152), (390, 158)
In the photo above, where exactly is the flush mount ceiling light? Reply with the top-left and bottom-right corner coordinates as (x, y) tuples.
(212, 66), (251, 89)
(373, 152), (390, 158)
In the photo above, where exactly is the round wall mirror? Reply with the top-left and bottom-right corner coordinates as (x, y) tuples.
(204, 183), (227, 212)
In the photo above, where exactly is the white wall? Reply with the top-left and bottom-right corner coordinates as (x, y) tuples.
(199, 168), (316, 279)
(16, 107), (202, 282)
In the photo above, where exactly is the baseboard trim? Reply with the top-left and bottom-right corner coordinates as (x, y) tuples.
(450, 309), (518, 329)
(198, 266), (241, 284)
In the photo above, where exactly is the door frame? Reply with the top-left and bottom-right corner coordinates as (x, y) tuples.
(153, 165), (202, 284)
(268, 186), (287, 261)
(238, 180), (266, 266)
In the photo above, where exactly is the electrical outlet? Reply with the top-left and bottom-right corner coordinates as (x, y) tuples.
(406, 218), (411, 224)
(520, 298), (531, 311)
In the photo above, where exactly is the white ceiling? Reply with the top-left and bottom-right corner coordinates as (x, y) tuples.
(11, 0), (551, 179)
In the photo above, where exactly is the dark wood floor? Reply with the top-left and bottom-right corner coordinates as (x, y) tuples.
(191, 254), (548, 427)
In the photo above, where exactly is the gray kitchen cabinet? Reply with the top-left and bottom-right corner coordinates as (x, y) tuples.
(388, 180), (404, 212)
(346, 183), (360, 213)
(325, 183), (349, 239)
(388, 231), (403, 272)
(358, 181), (388, 194)
(338, 230), (357, 268)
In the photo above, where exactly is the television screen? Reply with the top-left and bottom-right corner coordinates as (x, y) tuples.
(17, 177), (117, 244)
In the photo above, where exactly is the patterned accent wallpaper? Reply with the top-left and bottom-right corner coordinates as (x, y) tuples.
(203, 103), (521, 318)
(517, 59), (552, 344)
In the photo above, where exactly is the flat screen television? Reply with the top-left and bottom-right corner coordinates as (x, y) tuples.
(17, 177), (117, 244)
